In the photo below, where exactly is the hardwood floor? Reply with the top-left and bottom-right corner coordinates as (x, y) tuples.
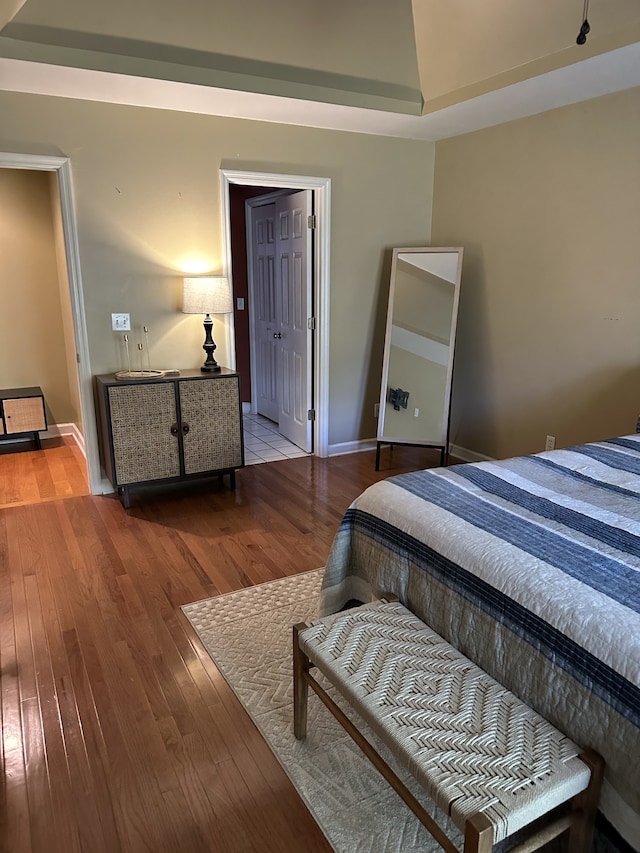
(0, 444), (444, 853)
(0, 436), (89, 509)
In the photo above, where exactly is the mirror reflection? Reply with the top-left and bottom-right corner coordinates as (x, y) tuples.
(377, 247), (463, 468)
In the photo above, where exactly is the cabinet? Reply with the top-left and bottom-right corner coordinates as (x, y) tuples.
(0, 387), (47, 449)
(95, 369), (244, 507)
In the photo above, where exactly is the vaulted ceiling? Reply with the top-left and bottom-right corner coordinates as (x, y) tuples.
(1, 0), (639, 139)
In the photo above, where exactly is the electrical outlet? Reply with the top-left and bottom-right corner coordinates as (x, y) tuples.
(374, 403), (379, 418)
(112, 313), (130, 331)
(545, 435), (556, 451)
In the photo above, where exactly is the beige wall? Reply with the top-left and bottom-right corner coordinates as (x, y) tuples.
(412, 0), (640, 110)
(0, 92), (435, 448)
(431, 87), (640, 459)
(13, 0), (420, 93)
(0, 168), (79, 426)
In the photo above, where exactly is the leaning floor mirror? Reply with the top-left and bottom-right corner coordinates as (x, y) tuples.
(376, 247), (464, 470)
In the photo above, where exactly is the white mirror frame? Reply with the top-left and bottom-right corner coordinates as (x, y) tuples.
(376, 246), (463, 469)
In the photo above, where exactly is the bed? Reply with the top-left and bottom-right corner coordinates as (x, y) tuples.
(320, 436), (640, 852)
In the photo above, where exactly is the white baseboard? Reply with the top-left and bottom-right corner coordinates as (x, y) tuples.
(53, 424), (114, 493)
(327, 438), (494, 464)
(44, 422), (86, 457)
(327, 439), (377, 456)
(96, 478), (115, 495)
(449, 443), (494, 464)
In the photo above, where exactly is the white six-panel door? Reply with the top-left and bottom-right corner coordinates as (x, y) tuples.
(275, 191), (313, 452)
(252, 203), (279, 422)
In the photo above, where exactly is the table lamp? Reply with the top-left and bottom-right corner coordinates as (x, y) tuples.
(182, 276), (233, 372)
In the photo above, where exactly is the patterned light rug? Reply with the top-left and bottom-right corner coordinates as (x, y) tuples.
(181, 569), (462, 853)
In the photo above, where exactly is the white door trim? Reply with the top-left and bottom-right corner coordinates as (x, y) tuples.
(0, 151), (103, 493)
(220, 169), (331, 458)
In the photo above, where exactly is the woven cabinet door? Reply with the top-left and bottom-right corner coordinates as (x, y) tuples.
(107, 383), (181, 484)
(3, 396), (46, 434)
(179, 376), (242, 475)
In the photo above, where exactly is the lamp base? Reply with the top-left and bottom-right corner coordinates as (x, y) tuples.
(201, 314), (222, 373)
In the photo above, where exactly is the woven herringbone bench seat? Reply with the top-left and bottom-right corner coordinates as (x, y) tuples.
(293, 599), (603, 853)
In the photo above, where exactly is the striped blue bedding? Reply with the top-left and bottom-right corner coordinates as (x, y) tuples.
(320, 437), (640, 852)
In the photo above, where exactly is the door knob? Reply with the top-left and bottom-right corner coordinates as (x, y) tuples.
(273, 332), (282, 339)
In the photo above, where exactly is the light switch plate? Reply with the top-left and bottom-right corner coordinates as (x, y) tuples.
(112, 313), (130, 331)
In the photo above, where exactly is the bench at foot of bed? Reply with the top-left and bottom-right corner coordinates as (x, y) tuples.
(293, 599), (604, 853)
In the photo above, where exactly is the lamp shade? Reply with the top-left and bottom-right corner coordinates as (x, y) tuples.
(182, 276), (232, 315)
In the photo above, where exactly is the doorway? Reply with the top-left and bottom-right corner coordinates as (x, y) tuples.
(0, 152), (100, 494)
(220, 170), (331, 458)
(246, 189), (313, 452)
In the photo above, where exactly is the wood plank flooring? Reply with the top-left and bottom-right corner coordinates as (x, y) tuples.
(0, 436), (89, 509)
(0, 444), (445, 853)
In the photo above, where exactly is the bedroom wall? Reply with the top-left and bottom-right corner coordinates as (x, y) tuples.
(431, 86), (640, 460)
(0, 91), (434, 450)
(0, 168), (79, 426)
(412, 0), (640, 110)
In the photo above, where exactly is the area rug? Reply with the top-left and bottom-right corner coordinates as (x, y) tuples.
(181, 568), (462, 853)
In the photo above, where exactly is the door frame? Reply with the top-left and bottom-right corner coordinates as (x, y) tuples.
(0, 152), (102, 493)
(220, 170), (331, 458)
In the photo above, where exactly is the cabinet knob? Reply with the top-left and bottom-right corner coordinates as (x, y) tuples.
(182, 423), (190, 436)
(273, 332), (282, 339)
(170, 423), (179, 436)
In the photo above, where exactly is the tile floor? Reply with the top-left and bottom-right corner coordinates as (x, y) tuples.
(242, 412), (310, 465)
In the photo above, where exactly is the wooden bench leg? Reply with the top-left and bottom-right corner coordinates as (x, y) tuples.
(293, 623), (310, 740)
(464, 813), (494, 853)
(568, 749), (604, 853)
